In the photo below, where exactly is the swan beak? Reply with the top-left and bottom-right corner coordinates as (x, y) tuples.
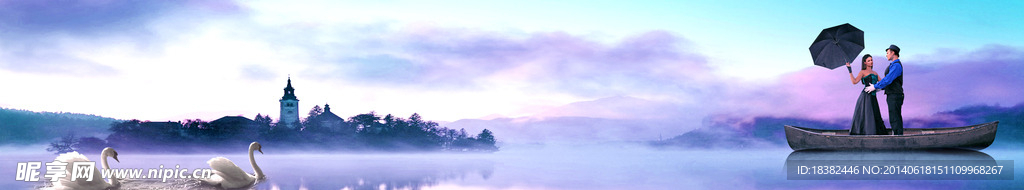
(113, 155), (120, 163)
(258, 148), (263, 154)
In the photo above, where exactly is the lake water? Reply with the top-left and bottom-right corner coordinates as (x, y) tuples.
(2, 144), (1022, 189)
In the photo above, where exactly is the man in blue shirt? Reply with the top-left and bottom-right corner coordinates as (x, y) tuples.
(865, 45), (904, 135)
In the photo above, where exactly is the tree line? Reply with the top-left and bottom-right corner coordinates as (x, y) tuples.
(0, 107), (115, 145)
(49, 106), (498, 154)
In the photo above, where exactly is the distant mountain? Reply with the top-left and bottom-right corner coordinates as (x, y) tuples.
(448, 116), (692, 143)
(0, 108), (120, 145)
(447, 96), (706, 143)
(652, 103), (1024, 149)
(534, 96), (693, 120)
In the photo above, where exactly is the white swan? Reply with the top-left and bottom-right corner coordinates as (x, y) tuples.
(201, 142), (265, 189)
(49, 147), (120, 190)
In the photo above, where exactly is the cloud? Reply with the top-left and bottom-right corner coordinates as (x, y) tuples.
(0, 0), (247, 75)
(0, 50), (118, 76)
(907, 44), (1024, 114)
(321, 22), (1023, 142)
(0, 1), (166, 37)
(0, 0), (244, 35)
(449, 44), (1024, 143)
(2, 1), (1020, 143)
(301, 26), (713, 97)
(240, 64), (276, 81)
(717, 44), (1024, 120)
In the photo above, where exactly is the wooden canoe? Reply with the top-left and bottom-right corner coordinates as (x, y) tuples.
(784, 121), (998, 151)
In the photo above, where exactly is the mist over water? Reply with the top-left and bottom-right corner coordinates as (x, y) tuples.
(2, 144), (1022, 189)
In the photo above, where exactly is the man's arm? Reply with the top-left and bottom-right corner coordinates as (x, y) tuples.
(874, 62), (903, 89)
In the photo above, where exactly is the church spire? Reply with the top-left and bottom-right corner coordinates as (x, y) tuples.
(279, 76), (300, 128)
(282, 77), (297, 100)
(284, 77), (294, 90)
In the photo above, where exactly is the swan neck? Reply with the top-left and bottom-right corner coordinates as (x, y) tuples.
(249, 146), (264, 179)
(100, 150), (120, 187)
(100, 151), (109, 170)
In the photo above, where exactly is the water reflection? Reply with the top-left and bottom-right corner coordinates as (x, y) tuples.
(5, 146), (1020, 190)
(785, 149), (996, 171)
(783, 149), (1003, 180)
(15, 154), (495, 190)
(229, 154), (494, 190)
(786, 149), (995, 161)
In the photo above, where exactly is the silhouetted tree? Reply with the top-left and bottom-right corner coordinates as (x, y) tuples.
(0, 108), (116, 145)
(477, 129), (496, 145)
(91, 111), (498, 152)
(181, 119), (210, 142)
(254, 114), (273, 127)
(262, 124), (299, 144)
(47, 133), (77, 154)
(475, 129), (498, 151)
(307, 105), (323, 120)
(438, 128), (460, 149)
(255, 114), (275, 141)
(75, 137), (107, 153)
(350, 111), (381, 133)
(382, 114), (397, 134)
(106, 119), (142, 148)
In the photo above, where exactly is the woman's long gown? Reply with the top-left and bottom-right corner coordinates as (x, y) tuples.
(850, 74), (887, 135)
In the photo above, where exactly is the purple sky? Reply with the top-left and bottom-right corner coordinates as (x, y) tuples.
(1, 1), (1022, 142)
(732, 45), (1024, 120)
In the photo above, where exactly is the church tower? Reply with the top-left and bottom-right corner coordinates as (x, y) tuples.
(279, 77), (300, 127)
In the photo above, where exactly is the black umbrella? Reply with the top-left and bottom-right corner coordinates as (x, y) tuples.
(808, 23), (864, 69)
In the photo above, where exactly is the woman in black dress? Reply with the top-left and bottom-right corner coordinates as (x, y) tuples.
(846, 54), (887, 135)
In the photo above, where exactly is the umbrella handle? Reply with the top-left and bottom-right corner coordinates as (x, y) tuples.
(847, 66), (852, 73)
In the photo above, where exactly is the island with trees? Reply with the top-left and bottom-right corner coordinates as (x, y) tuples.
(43, 106), (498, 154)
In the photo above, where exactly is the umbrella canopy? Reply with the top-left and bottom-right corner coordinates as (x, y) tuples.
(808, 23), (864, 69)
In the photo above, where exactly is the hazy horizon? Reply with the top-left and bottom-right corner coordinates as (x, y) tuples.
(1, 1), (1022, 126)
